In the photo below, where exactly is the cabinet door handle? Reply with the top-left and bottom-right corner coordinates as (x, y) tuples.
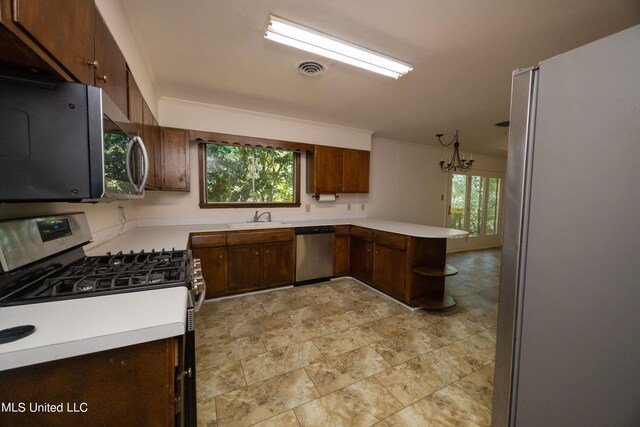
(376, 251), (380, 255)
(97, 74), (108, 83)
(255, 252), (259, 255)
(87, 59), (99, 69)
(265, 250), (269, 254)
(219, 254), (223, 259)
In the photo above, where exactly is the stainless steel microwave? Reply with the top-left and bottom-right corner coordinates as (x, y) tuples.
(0, 74), (148, 202)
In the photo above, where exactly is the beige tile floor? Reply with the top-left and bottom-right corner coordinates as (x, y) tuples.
(195, 248), (501, 427)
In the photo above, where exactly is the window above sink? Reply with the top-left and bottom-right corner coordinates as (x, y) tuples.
(195, 131), (311, 209)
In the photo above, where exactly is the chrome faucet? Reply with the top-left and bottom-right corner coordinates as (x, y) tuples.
(253, 211), (272, 222)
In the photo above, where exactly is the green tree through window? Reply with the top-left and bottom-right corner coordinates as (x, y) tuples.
(203, 144), (296, 204)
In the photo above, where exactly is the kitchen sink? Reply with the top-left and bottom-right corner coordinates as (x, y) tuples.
(226, 221), (293, 229)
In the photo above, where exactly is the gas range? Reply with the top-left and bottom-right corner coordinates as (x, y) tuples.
(1, 248), (197, 305)
(0, 212), (203, 426)
(0, 213), (205, 309)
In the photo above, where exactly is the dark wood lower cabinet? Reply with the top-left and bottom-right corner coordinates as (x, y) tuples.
(373, 244), (406, 300)
(263, 241), (294, 287)
(190, 226), (452, 309)
(228, 244), (263, 290)
(192, 246), (228, 298)
(350, 237), (373, 283)
(334, 235), (350, 276)
(348, 227), (453, 308)
(191, 229), (295, 298)
(334, 225), (350, 276)
(0, 339), (177, 426)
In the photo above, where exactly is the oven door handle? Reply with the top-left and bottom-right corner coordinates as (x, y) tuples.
(195, 278), (206, 312)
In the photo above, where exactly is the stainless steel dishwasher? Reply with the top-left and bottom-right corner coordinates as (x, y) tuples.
(295, 225), (335, 284)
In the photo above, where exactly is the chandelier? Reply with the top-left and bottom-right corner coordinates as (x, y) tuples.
(437, 131), (474, 173)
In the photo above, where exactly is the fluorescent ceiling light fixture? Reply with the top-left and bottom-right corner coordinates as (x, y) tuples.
(265, 15), (413, 79)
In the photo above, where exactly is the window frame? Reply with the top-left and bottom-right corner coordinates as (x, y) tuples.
(196, 131), (307, 209)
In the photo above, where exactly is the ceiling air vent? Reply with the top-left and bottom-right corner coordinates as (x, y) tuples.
(297, 61), (326, 77)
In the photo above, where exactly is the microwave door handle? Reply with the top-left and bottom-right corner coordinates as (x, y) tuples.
(134, 136), (149, 192)
(125, 138), (137, 192)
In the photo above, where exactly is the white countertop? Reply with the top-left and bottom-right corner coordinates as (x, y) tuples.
(0, 287), (187, 371)
(351, 219), (469, 239)
(0, 217), (464, 371)
(86, 218), (467, 255)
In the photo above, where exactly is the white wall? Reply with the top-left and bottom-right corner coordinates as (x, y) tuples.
(160, 98), (372, 150)
(0, 201), (137, 242)
(368, 137), (507, 225)
(130, 97), (373, 226)
(367, 137), (507, 252)
(368, 137), (449, 226)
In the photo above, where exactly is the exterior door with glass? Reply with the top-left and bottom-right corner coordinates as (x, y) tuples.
(447, 172), (503, 250)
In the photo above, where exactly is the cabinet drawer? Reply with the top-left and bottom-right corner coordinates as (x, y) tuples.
(350, 226), (373, 242)
(189, 232), (227, 248)
(334, 225), (350, 236)
(374, 231), (406, 251)
(226, 229), (294, 245)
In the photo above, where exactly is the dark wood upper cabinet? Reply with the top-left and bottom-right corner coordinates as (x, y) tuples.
(12, 0), (95, 83)
(94, 8), (127, 114)
(126, 76), (191, 193)
(142, 100), (160, 189)
(11, 1), (128, 114)
(161, 127), (190, 191)
(306, 145), (343, 193)
(149, 116), (162, 189)
(127, 69), (143, 129)
(306, 146), (370, 194)
(342, 148), (370, 193)
(128, 70), (160, 190)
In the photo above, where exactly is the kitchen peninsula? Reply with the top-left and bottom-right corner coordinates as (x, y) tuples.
(87, 218), (467, 309)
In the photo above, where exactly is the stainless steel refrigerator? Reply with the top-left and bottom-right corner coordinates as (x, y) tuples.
(493, 25), (640, 426)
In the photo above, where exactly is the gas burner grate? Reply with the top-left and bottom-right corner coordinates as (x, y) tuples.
(25, 249), (191, 299)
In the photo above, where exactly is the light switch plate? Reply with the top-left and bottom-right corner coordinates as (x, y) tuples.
(305, 204), (311, 212)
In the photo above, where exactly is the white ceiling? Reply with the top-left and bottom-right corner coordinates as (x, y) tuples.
(121, 0), (640, 156)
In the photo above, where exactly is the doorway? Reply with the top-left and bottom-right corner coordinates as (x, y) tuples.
(447, 172), (504, 251)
